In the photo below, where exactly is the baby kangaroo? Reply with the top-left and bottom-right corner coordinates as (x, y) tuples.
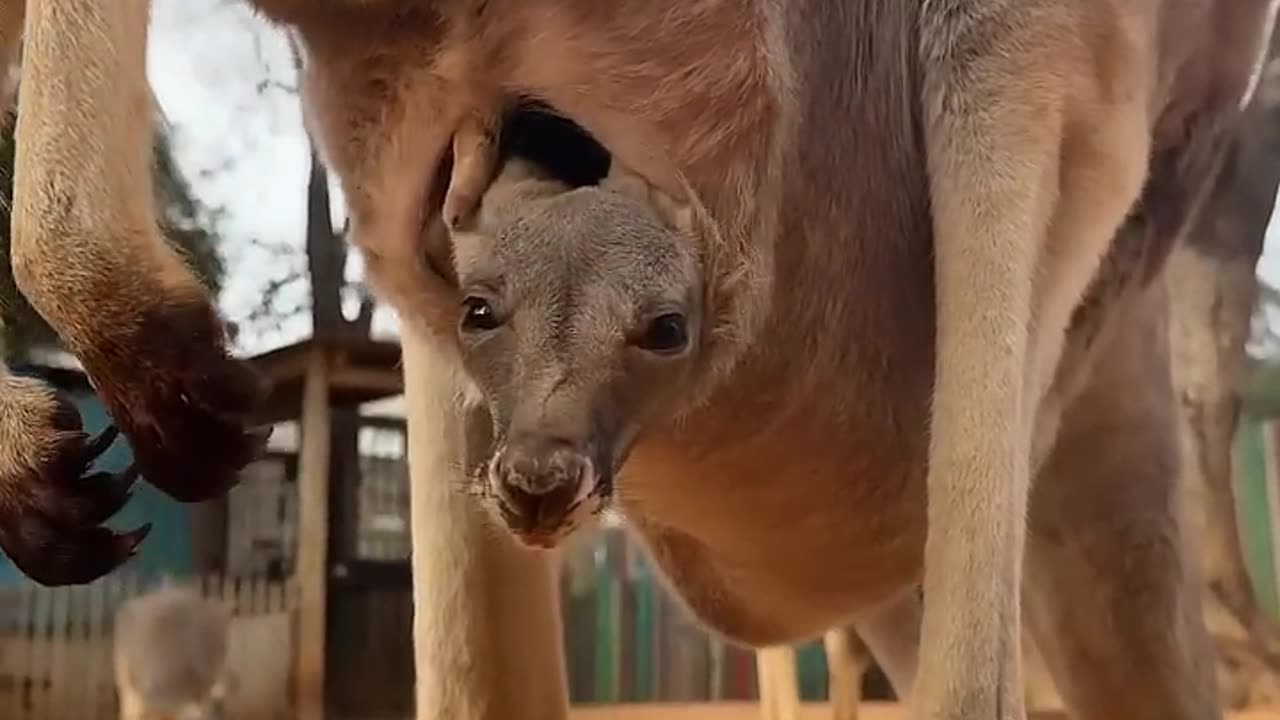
(438, 157), (702, 546)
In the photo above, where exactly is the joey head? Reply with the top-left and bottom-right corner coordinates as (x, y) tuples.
(445, 158), (701, 548)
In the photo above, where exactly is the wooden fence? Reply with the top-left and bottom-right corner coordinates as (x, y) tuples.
(559, 524), (878, 705)
(568, 703), (1280, 720)
(1235, 416), (1280, 620)
(0, 573), (294, 720)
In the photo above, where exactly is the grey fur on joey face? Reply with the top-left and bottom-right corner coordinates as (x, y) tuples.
(449, 161), (702, 548)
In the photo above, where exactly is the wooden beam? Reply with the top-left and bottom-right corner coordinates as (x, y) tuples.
(293, 348), (332, 718)
(256, 350), (312, 389)
(755, 646), (800, 720)
(823, 628), (870, 720)
(329, 366), (404, 394)
(568, 704), (1280, 720)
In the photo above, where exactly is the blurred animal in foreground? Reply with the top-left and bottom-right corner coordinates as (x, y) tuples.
(113, 583), (231, 720)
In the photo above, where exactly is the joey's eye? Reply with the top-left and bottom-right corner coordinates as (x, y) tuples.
(461, 296), (502, 332)
(637, 313), (689, 355)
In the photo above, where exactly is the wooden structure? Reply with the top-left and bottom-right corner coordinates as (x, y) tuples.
(247, 336), (410, 720)
(822, 629), (870, 720)
(0, 572), (291, 720)
(569, 704), (1280, 720)
(756, 647), (802, 720)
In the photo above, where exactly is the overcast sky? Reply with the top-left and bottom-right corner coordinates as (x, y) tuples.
(148, 0), (353, 355)
(145, 0), (1280, 357)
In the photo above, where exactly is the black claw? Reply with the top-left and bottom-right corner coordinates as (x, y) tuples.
(247, 425), (273, 457)
(121, 524), (152, 557)
(48, 392), (86, 433)
(82, 425), (120, 460)
(0, 387), (155, 587)
(0, 522), (144, 587)
(63, 470), (137, 526)
(62, 495), (128, 529)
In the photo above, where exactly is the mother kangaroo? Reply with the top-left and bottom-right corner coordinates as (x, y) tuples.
(1, 1), (1278, 720)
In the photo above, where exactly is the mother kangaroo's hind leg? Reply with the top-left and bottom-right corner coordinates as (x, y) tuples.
(914, 3), (1153, 716)
(1024, 283), (1219, 720)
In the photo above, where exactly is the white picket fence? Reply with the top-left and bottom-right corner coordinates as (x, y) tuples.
(0, 573), (295, 719)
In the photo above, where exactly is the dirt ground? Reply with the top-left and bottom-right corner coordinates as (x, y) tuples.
(569, 703), (1280, 720)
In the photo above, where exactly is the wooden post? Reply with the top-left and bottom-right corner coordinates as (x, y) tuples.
(824, 627), (870, 720)
(756, 646), (800, 720)
(293, 349), (332, 718)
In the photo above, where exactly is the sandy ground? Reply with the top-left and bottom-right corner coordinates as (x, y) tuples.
(570, 703), (1280, 720)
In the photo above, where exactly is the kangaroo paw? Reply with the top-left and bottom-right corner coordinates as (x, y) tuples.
(80, 297), (273, 504)
(0, 378), (150, 586)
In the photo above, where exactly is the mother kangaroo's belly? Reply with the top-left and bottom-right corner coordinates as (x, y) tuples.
(616, 431), (927, 645)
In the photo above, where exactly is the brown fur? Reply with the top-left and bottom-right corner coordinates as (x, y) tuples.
(1, 0), (1277, 718)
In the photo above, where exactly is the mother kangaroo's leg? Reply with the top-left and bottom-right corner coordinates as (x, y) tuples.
(401, 327), (570, 720)
(1024, 284), (1220, 720)
(915, 4), (1152, 717)
(11, 0), (268, 506)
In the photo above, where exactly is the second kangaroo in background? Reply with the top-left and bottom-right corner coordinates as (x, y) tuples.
(113, 583), (231, 720)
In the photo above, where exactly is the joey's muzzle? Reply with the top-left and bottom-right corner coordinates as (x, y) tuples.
(488, 435), (600, 546)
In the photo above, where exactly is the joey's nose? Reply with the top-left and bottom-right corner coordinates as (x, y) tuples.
(490, 437), (595, 540)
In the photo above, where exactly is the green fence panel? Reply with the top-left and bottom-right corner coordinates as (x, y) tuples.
(1235, 420), (1280, 619)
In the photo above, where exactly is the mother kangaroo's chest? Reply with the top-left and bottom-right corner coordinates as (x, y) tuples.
(618, 379), (930, 577)
(614, 397), (929, 637)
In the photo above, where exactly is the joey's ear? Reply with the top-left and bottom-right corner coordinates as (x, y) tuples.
(422, 215), (460, 291)
(447, 107), (594, 234)
(458, 157), (569, 234)
(443, 112), (501, 234)
(601, 161), (696, 236)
